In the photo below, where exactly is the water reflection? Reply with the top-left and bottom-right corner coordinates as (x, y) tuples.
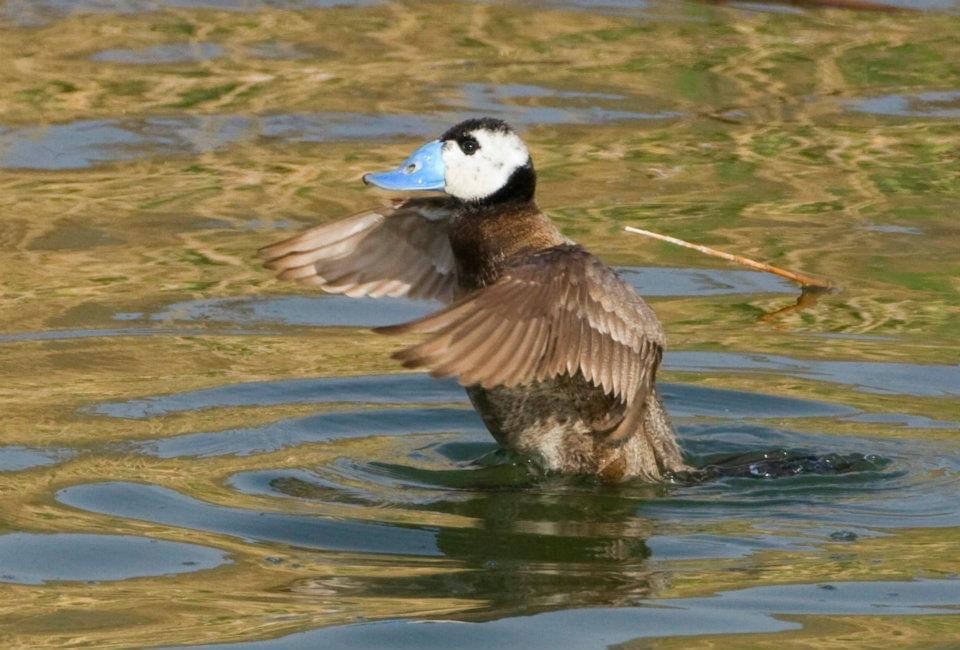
(669, 351), (960, 397)
(849, 89), (960, 118)
(142, 266), (794, 329)
(175, 578), (960, 649)
(134, 407), (485, 458)
(95, 372), (857, 459)
(0, 85), (680, 170)
(0, 446), (72, 472)
(105, 412), (955, 648)
(0, 533), (228, 584)
(0, 0), (376, 26)
(57, 482), (442, 556)
(91, 43), (225, 65)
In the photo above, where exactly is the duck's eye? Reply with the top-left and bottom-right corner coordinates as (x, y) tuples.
(458, 137), (479, 156)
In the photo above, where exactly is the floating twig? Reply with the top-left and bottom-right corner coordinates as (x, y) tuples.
(624, 226), (833, 290)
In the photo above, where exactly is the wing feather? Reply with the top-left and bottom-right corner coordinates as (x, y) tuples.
(259, 197), (457, 303)
(375, 244), (666, 436)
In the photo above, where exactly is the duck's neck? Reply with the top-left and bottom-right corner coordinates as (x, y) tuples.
(448, 199), (567, 291)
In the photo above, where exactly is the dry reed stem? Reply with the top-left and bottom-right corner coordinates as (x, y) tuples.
(624, 226), (833, 290)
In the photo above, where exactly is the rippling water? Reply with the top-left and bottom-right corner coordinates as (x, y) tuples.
(0, 0), (958, 647)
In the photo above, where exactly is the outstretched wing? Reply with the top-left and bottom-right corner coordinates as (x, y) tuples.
(258, 197), (457, 302)
(376, 244), (665, 441)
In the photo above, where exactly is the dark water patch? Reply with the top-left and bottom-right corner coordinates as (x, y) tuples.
(169, 579), (960, 649)
(468, 0), (958, 13)
(645, 532), (813, 559)
(229, 468), (381, 506)
(662, 383), (857, 419)
(619, 266), (795, 296)
(648, 425), (960, 529)
(728, 1), (806, 13)
(679, 423), (901, 473)
(0, 85), (680, 169)
(134, 407), (485, 458)
(245, 41), (311, 60)
(0, 446), (72, 472)
(247, 421), (956, 537)
(505, 0), (960, 18)
(811, 332), (897, 342)
(259, 85), (680, 136)
(145, 267), (792, 327)
(208, 423), (960, 619)
(230, 463), (672, 613)
(0, 326), (245, 343)
(149, 295), (437, 329)
(228, 446), (535, 506)
(96, 372), (853, 425)
(259, 112), (444, 143)
(56, 481), (440, 556)
(846, 411), (960, 429)
(0, 116), (253, 170)
(848, 89), (960, 119)
(699, 448), (889, 480)
(0, 0), (376, 26)
(0, 533), (227, 584)
(668, 351), (960, 397)
(224, 426), (930, 536)
(878, 0), (960, 8)
(91, 42), (224, 64)
(95, 373), (464, 419)
(864, 223), (923, 235)
(730, 0), (960, 13)
(505, 0), (653, 17)
(725, 0), (954, 13)
(455, 83), (679, 124)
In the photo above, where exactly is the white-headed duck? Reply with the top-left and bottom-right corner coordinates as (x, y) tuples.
(259, 118), (687, 482)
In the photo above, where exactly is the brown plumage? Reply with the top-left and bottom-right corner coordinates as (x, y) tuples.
(258, 118), (688, 481)
(376, 245), (663, 440)
(257, 197), (457, 302)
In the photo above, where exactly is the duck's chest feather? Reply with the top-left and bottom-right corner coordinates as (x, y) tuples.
(447, 201), (568, 291)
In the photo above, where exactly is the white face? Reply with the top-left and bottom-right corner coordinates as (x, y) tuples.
(441, 128), (530, 201)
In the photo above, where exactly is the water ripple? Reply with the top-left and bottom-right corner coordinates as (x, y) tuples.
(670, 351), (960, 397)
(0, 445), (73, 472)
(57, 481), (441, 556)
(0, 0), (376, 26)
(91, 42), (225, 64)
(0, 533), (228, 584)
(134, 407), (485, 458)
(848, 90), (960, 119)
(0, 84), (681, 170)
(168, 578), (960, 649)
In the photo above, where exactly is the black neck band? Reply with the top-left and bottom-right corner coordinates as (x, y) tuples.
(457, 162), (536, 210)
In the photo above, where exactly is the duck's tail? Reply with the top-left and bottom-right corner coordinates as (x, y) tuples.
(598, 389), (688, 482)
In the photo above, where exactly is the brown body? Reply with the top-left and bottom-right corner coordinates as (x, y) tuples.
(448, 202), (685, 481)
(448, 202), (568, 291)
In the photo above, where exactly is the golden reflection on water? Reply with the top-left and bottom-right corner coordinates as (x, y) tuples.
(0, 0), (959, 647)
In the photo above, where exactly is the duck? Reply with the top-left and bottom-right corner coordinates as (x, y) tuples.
(258, 117), (687, 482)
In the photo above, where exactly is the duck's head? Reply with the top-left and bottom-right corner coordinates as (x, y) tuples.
(363, 118), (535, 205)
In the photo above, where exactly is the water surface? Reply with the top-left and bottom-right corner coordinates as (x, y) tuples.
(0, 0), (958, 647)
